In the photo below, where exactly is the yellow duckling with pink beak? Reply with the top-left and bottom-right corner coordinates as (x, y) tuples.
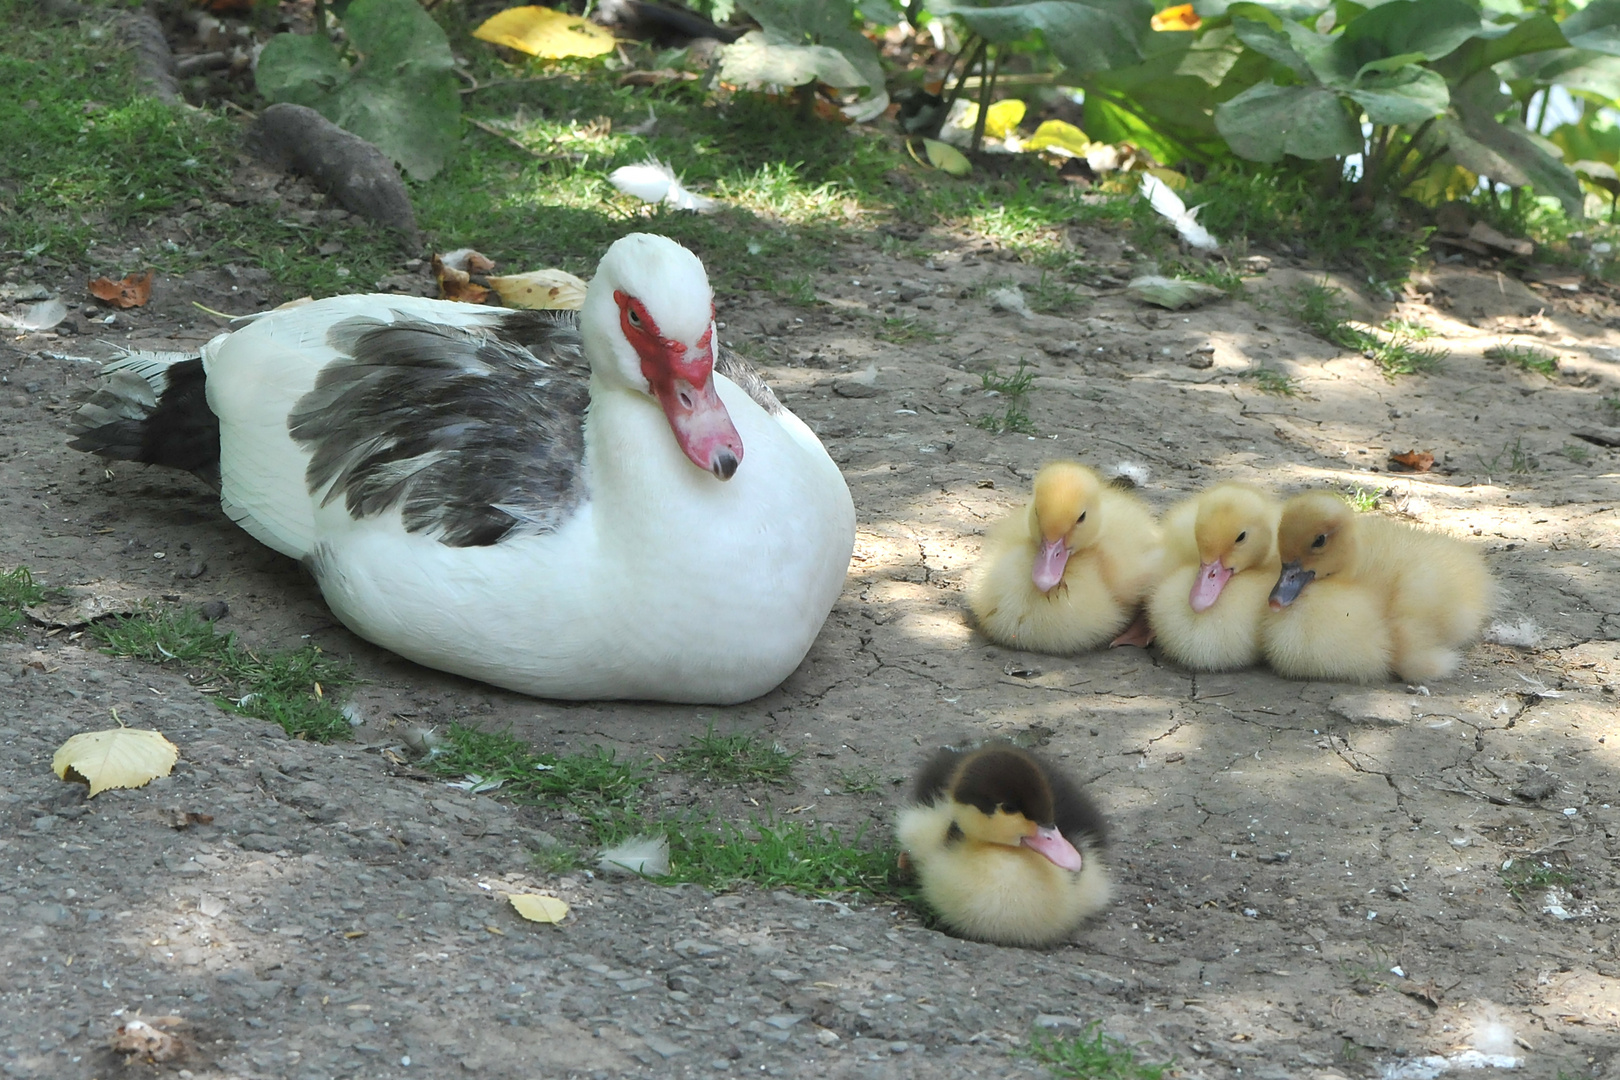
(967, 461), (1160, 653)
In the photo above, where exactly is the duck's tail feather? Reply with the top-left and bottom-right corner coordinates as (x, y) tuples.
(69, 349), (220, 484)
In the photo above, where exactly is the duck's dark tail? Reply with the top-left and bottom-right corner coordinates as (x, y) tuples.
(69, 350), (221, 485)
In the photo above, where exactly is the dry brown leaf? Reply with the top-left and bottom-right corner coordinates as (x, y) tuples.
(507, 892), (569, 924)
(53, 728), (179, 797)
(110, 1016), (187, 1062)
(433, 249), (496, 304)
(1389, 450), (1435, 473)
(88, 270), (154, 309)
(489, 268), (588, 310)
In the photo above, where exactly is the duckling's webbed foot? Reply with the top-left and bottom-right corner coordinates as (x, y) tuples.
(1108, 610), (1154, 649)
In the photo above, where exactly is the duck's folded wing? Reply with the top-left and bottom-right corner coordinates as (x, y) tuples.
(287, 309), (591, 547)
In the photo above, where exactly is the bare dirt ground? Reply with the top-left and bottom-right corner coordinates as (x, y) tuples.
(2, 207), (1618, 1080)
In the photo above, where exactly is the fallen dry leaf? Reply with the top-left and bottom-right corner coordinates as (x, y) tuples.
(473, 6), (618, 58)
(88, 270), (154, 309)
(489, 268), (588, 310)
(433, 248), (496, 304)
(507, 892), (569, 924)
(53, 727), (179, 797)
(1389, 450), (1435, 473)
(110, 1016), (187, 1062)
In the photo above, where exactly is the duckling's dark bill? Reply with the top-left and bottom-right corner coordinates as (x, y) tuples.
(1268, 561), (1315, 609)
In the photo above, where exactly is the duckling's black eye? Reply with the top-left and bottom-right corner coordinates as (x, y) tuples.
(1076, 511), (1087, 525)
(998, 802), (1017, 814)
(1235, 531), (1247, 543)
(1311, 534), (1327, 549)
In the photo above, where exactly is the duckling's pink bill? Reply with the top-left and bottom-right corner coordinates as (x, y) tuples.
(1189, 561), (1234, 612)
(1021, 826), (1084, 871)
(1032, 540), (1071, 593)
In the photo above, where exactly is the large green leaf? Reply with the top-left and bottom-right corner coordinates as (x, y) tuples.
(1347, 64), (1449, 122)
(931, 0), (1155, 74)
(1231, 16), (1317, 78)
(1559, 0), (1620, 56)
(1214, 80), (1362, 160)
(254, 0), (458, 180)
(1339, 0), (1483, 64)
(1527, 49), (1620, 98)
(1439, 15), (1567, 83)
(1443, 70), (1583, 213)
(717, 31), (871, 87)
(730, 0), (885, 104)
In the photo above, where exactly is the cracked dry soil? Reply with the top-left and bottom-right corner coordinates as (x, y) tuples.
(1, 223), (1619, 1080)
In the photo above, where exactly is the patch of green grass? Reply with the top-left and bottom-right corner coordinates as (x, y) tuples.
(1604, 395), (1620, 418)
(1486, 341), (1560, 377)
(1560, 443), (1593, 464)
(876, 316), (942, 344)
(1381, 318), (1435, 340)
(1030, 271), (1081, 314)
(1500, 858), (1579, 900)
(1242, 367), (1299, 396)
(667, 723), (800, 785)
(530, 844), (585, 875)
(1023, 1023), (1172, 1080)
(1478, 436), (1539, 476)
(650, 815), (895, 895)
(1, 4), (402, 296)
(1342, 486), (1382, 513)
(1187, 164), (1430, 286)
(1174, 260), (1246, 294)
(1294, 283), (1443, 378)
(0, 567), (46, 631)
(772, 271), (819, 306)
(975, 360), (1038, 435)
(87, 608), (353, 741)
(425, 722), (648, 810)
(834, 765), (885, 794)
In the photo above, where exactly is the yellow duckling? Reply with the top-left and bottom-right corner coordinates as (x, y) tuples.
(1262, 492), (1494, 682)
(896, 741), (1111, 947)
(966, 461), (1160, 653)
(1146, 483), (1281, 671)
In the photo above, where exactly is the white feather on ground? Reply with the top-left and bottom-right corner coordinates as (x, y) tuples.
(608, 159), (718, 213)
(598, 834), (670, 876)
(1484, 617), (1544, 648)
(1107, 461), (1151, 488)
(1139, 173), (1219, 251)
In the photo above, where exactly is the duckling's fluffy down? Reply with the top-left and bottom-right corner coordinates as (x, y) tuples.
(897, 802), (1111, 946)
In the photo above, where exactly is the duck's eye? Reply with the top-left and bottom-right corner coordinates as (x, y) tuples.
(1235, 531), (1247, 543)
(1311, 533), (1327, 549)
(998, 802), (1017, 814)
(627, 308), (643, 329)
(1076, 511), (1087, 525)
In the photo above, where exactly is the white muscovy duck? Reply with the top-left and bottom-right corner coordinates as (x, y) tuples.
(69, 233), (856, 704)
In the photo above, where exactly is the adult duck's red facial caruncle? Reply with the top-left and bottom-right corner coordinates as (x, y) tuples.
(614, 289), (743, 480)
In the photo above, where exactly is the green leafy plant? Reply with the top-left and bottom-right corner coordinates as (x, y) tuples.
(1343, 485), (1382, 512)
(424, 723), (648, 809)
(1500, 857), (1579, 900)
(256, 0), (460, 179)
(718, 0), (886, 119)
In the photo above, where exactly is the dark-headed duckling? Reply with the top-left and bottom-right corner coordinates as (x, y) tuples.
(896, 741), (1111, 946)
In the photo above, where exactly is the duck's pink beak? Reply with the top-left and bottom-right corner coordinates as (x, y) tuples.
(653, 373), (742, 481)
(1022, 825), (1084, 872)
(1189, 560), (1234, 613)
(1032, 538), (1070, 593)
(618, 291), (743, 480)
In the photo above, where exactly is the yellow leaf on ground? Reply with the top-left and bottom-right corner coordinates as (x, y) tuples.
(1024, 119), (1091, 157)
(489, 269), (589, 310)
(1152, 3), (1201, 30)
(507, 893), (569, 924)
(984, 99), (1026, 140)
(53, 728), (178, 797)
(1144, 166), (1190, 189)
(923, 138), (971, 177)
(473, 6), (617, 58)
